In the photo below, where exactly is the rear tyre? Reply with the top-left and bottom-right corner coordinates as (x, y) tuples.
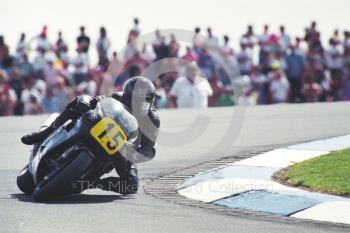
(33, 150), (93, 201)
(17, 165), (35, 194)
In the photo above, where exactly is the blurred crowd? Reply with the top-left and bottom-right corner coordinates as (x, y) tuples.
(1, 19), (350, 116)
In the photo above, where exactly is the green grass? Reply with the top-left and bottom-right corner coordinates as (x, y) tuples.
(281, 148), (350, 196)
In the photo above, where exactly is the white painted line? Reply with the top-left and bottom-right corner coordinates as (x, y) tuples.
(291, 201), (350, 224)
(233, 149), (328, 168)
(177, 178), (301, 203)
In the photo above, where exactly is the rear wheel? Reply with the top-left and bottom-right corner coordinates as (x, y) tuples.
(17, 165), (35, 194)
(33, 150), (93, 201)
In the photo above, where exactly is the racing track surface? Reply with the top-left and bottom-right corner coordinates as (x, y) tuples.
(1, 102), (350, 233)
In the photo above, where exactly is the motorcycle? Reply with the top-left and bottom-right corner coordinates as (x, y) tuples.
(16, 97), (138, 201)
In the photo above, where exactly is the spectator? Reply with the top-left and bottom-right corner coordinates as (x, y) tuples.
(77, 71), (97, 96)
(193, 27), (203, 49)
(295, 37), (304, 55)
(7, 68), (24, 115)
(206, 27), (219, 47)
(305, 21), (322, 51)
(32, 47), (47, 78)
(269, 68), (290, 103)
(279, 25), (291, 53)
(268, 33), (281, 54)
(77, 26), (90, 53)
(221, 35), (234, 57)
(197, 49), (215, 78)
(285, 45), (305, 102)
(215, 85), (234, 106)
(154, 78), (168, 108)
(16, 33), (28, 59)
(16, 54), (33, 76)
(258, 25), (270, 53)
(55, 31), (67, 56)
(124, 51), (150, 72)
(241, 25), (256, 49)
(303, 75), (322, 102)
(0, 36), (6, 63)
(21, 75), (43, 115)
(115, 64), (142, 91)
(182, 46), (198, 63)
(169, 34), (179, 57)
(344, 31), (350, 68)
(57, 45), (70, 68)
(24, 94), (43, 115)
(208, 76), (224, 106)
(326, 38), (343, 99)
(258, 25), (270, 69)
(128, 17), (141, 43)
(326, 38), (343, 71)
(217, 35), (236, 86)
(0, 44), (15, 70)
(51, 75), (72, 112)
(32, 73), (47, 97)
(250, 65), (268, 104)
(141, 43), (154, 61)
(236, 40), (253, 75)
(0, 70), (17, 115)
(43, 54), (60, 88)
(96, 27), (111, 66)
(31, 26), (51, 53)
(331, 29), (341, 45)
(152, 31), (169, 61)
(72, 47), (89, 84)
(343, 66), (350, 100)
(170, 62), (213, 108)
(8, 68), (23, 101)
(235, 75), (256, 105)
(127, 64), (142, 78)
(42, 74), (71, 113)
(273, 51), (287, 71)
(41, 88), (56, 113)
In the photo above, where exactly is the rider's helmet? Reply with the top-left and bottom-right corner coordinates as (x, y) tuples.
(123, 76), (156, 116)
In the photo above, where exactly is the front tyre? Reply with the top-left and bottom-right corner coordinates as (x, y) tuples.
(33, 150), (93, 201)
(17, 165), (35, 194)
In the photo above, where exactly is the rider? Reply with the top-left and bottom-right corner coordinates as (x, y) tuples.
(21, 76), (160, 195)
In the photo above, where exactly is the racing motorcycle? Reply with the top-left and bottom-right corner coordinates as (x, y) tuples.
(16, 97), (138, 201)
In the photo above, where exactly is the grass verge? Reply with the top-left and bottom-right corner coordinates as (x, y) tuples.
(276, 148), (350, 196)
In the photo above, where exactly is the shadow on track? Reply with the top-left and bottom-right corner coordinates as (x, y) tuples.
(11, 193), (135, 204)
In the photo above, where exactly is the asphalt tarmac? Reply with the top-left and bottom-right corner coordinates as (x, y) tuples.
(1, 102), (350, 233)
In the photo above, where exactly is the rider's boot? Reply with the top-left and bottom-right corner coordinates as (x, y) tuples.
(21, 125), (56, 145)
(20, 108), (73, 145)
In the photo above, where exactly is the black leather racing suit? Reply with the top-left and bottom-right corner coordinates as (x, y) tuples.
(53, 94), (160, 194)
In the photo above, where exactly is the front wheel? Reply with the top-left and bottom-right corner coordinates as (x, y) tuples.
(17, 165), (35, 194)
(33, 150), (93, 201)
